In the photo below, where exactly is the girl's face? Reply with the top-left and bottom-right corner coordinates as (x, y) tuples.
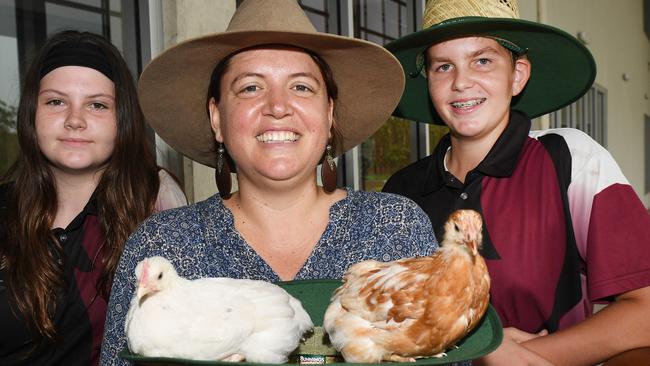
(36, 66), (117, 177)
(209, 47), (334, 189)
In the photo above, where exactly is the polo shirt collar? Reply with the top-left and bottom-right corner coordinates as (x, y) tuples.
(56, 190), (99, 232)
(421, 110), (531, 195)
(477, 110), (531, 177)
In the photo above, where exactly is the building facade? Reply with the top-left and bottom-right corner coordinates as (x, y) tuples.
(1, 0), (649, 207)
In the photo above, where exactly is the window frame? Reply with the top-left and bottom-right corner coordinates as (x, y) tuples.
(549, 83), (608, 146)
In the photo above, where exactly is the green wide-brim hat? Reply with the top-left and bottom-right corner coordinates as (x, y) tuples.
(385, 0), (596, 125)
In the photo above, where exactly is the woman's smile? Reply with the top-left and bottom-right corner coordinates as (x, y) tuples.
(256, 130), (301, 143)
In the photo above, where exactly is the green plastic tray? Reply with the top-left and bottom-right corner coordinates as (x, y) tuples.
(120, 279), (502, 365)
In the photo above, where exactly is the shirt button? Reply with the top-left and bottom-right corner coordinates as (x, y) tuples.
(59, 234), (67, 242)
(460, 192), (468, 200)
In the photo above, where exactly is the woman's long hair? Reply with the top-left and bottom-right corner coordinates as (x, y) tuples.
(0, 30), (161, 341)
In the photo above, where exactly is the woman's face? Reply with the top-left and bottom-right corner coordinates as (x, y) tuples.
(209, 47), (334, 188)
(36, 65), (117, 177)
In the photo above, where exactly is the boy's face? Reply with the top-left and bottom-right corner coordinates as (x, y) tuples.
(425, 37), (530, 140)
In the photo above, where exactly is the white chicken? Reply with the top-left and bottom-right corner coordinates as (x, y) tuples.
(323, 209), (490, 363)
(125, 256), (313, 363)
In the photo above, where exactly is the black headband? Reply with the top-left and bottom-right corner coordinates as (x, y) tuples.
(40, 40), (114, 80)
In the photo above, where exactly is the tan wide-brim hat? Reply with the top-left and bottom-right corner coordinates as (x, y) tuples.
(385, 0), (596, 125)
(139, 0), (405, 168)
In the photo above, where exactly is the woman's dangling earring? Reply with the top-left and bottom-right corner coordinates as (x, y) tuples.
(321, 144), (337, 193)
(215, 143), (232, 199)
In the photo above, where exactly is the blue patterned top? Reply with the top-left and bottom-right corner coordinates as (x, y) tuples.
(100, 189), (438, 365)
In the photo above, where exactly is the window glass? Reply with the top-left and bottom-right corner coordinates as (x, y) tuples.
(384, 0), (400, 39)
(110, 15), (122, 51)
(428, 124), (449, 153)
(0, 0), (20, 175)
(361, 0), (382, 36)
(46, 3), (103, 34)
(363, 117), (412, 191)
(67, 0), (102, 7)
(300, 0), (326, 11)
(300, 0), (337, 34)
(110, 0), (121, 12)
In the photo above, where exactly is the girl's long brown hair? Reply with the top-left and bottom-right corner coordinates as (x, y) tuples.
(1, 30), (161, 341)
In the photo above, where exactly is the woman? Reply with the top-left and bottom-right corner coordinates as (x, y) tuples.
(100, 1), (438, 364)
(0, 30), (186, 365)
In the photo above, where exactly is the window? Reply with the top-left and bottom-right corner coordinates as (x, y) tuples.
(300, 0), (340, 34)
(0, 0), (21, 176)
(299, 0), (426, 191)
(549, 84), (607, 146)
(354, 0), (410, 44)
(0, 0), (143, 176)
(428, 123), (449, 153)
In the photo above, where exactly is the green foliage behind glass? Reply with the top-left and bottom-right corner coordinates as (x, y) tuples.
(362, 116), (412, 191)
(428, 124), (449, 152)
(361, 117), (450, 192)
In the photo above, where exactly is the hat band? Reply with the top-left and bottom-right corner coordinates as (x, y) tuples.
(40, 41), (113, 80)
(488, 36), (528, 55)
(412, 36), (527, 79)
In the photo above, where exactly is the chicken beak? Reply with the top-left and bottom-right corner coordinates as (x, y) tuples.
(136, 284), (148, 303)
(464, 235), (480, 256)
(135, 275), (157, 304)
(135, 283), (160, 306)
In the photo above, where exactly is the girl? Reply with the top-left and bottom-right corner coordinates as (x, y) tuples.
(0, 30), (186, 365)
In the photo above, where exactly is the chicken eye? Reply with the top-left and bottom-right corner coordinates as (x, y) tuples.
(454, 224), (460, 232)
(158, 273), (163, 280)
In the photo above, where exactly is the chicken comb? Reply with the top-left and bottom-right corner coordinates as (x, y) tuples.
(139, 260), (150, 286)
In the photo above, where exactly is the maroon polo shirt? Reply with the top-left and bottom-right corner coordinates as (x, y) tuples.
(0, 185), (107, 366)
(384, 110), (650, 333)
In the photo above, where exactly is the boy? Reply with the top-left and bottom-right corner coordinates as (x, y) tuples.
(383, 0), (650, 364)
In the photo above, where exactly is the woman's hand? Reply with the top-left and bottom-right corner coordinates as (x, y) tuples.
(472, 327), (554, 366)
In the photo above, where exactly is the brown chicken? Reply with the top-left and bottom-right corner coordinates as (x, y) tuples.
(323, 209), (490, 363)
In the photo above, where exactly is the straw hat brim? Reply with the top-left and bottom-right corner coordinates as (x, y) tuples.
(139, 30), (405, 168)
(385, 17), (596, 125)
